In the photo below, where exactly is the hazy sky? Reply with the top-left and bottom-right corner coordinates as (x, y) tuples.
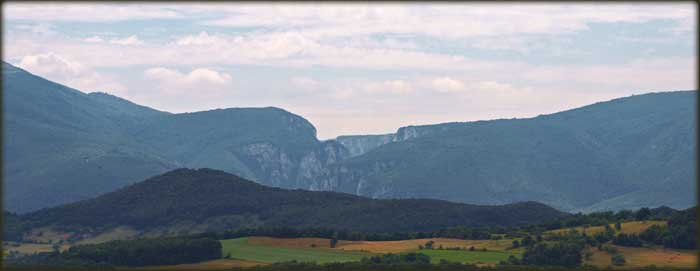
(3, 3), (696, 139)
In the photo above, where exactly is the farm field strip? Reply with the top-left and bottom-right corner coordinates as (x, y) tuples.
(120, 259), (266, 270)
(336, 238), (515, 253)
(585, 245), (697, 269)
(224, 237), (523, 266)
(547, 220), (666, 236)
(220, 237), (372, 264)
(419, 249), (519, 264)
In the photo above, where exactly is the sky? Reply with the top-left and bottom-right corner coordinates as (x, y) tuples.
(2, 2), (697, 139)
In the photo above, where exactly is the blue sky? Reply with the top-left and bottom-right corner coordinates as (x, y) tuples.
(3, 3), (696, 139)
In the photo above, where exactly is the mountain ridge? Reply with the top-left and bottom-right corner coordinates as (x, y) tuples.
(2, 60), (695, 213)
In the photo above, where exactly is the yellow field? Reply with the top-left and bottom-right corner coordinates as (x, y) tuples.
(2, 243), (70, 255)
(336, 238), (516, 253)
(120, 259), (265, 270)
(585, 245), (697, 269)
(547, 220), (666, 236)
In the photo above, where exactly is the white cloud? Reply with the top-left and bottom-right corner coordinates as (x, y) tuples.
(365, 80), (414, 94)
(520, 57), (696, 91)
(83, 36), (104, 43)
(109, 35), (143, 45)
(19, 52), (85, 77)
(175, 31), (226, 46)
(290, 77), (321, 91)
(16, 23), (56, 35)
(473, 81), (519, 92)
(4, 3), (181, 22)
(430, 77), (466, 93)
(198, 3), (695, 39)
(144, 67), (232, 93)
(17, 52), (125, 93)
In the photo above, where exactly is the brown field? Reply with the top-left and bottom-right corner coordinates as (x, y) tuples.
(76, 226), (139, 245)
(120, 259), (265, 270)
(23, 227), (73, 243)
(244, 237), (517, 254)
(547, 220), (666, 236)
(585, 245), (697, 269)
(2, 243), (70, 255)
(248, 237), (332, 248)
(335, 238), (516, 253)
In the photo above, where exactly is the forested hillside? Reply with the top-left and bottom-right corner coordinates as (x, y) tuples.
(10, 169), (568, 235)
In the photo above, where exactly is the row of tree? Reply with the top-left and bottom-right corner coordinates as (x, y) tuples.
(638, 206), (696, 249)
(193, 226), (499, 242)
(4, 236), (221, 267)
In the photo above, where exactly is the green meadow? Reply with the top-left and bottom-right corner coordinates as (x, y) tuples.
(419, 249), (519, 264)
(220, 238), (372, 264)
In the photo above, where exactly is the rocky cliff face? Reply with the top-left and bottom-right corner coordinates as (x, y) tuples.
(235, 140), (350, 190)
(335, 134), (394, 157)
(334, 124), (463, 157)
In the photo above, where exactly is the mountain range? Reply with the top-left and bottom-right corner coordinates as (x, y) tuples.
(2, 61), (696, 213)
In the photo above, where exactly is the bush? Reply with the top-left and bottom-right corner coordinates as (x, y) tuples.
(611, 253), (626, 266)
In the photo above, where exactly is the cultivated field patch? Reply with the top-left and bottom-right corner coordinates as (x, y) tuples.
(220, 237), (371, 264)
(547, 220), (666, 236)
(120, 259), (266, 270)
(248, 237), (331, 248)
(420, 249), (519, 265)
(585, 245), (697, 269)
(335, 238), (514, 253)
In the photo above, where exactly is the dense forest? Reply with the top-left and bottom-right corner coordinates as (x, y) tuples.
(6, 168), (566, 239)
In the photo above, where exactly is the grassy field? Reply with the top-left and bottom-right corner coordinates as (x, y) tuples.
(248, 237), (332, 248)
(221, 237), (372, 264)
(227, 237), (522, 266)
(547, 220), (666, 236)
(420, 249), (519, 264)
(585, 245), (697, 269)
(336, 238), (515, 253)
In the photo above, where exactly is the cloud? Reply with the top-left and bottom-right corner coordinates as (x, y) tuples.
(430, 77), (466, 93)
(199, 3), (694, 39)
(365, 80), (414, 94)
(15, 23), (56, 35)
(83, 36), (104, 43)
(17, 52), (125, 92)
(520, 57), (696, 91)
(144, 67), (232, 93)
(175, 31), (226, 46)
(109, 35), (143, 45)
(290, 77), (321, 91)
(4, 3), (181, 22)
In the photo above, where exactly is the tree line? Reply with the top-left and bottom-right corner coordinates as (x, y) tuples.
(4, 236), (221, 268)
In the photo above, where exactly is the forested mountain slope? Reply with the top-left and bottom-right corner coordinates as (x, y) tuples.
(13, 168), (568, 235)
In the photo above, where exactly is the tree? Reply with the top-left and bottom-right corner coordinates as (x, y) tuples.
(636, 208), (651, 221)
(507, 255), (520, 265)
(615, 221), (621, 231)
(612, 233), (642, 247)
(611, 253), (626, 266)
(511, 240), (520, 248)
